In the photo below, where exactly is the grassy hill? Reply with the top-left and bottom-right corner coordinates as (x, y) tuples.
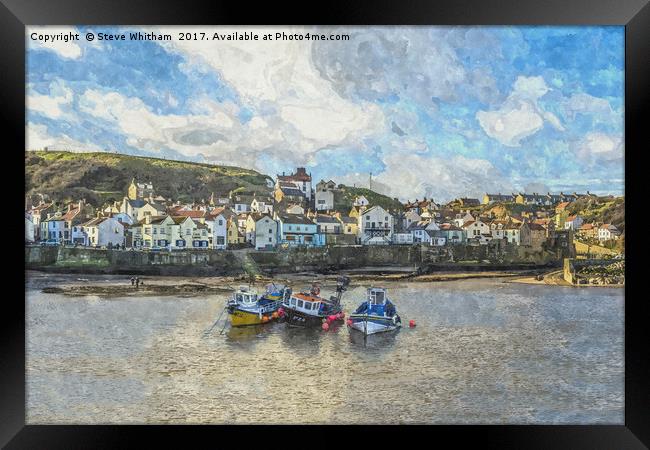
(333, 185), (404, 214)
(25, 151), (273, 206)
(565, 196), (625, 231)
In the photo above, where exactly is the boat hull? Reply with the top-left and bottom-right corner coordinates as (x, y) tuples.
(349, 314), (401, 335)
(228, 302), (281, 327)
(283, 307), (343, 328)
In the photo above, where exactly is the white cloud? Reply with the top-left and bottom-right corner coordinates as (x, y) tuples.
(155, 26), (385, 155)
(26, 122), (103, 152)
(574, 132), (623, 162)
(476, 75), (564, 146)
(27, 79), (73, 119)
(337, 152), (513, 202)
(563, 92), (618, 125)
(27, 26), (83, 59)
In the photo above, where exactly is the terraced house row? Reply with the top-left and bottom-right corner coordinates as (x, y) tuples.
(26, 168), (603, 253)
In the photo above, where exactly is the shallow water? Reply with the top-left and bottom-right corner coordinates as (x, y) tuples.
(26, 273), (624, 424)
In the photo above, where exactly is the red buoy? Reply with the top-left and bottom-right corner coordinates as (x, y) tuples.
(322, 322), (330, 331)
(409, 319), (416, 328)
(278, 307), (285, 315)
(328, 315), (337, 322)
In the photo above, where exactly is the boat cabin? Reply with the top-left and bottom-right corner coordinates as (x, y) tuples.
(353, 287), (395, 317)
(368, 287), (388, 305)
(234, 286), (258, 305)
(286, 292), (322, 316)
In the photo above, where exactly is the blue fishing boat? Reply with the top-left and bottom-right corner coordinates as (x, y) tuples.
(348, 287), (401, 335)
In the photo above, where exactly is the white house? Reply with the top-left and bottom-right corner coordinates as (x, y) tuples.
(504, 222), (522, 245)
(404, 210), (421, 229)
(246, 214), (278, 250)
(428, 232), (447, 246)
(407, 220), (439, 244)
(206, 213), (228, 250)
(353, 195), (369, 207)
(315, 180), (336, 211)
(251, 197), (273, 214)
(454, 211), (475, 228)
(315, 189), (334, 211)
(358, 205), (394, 245)
(564, 215), (584, 230)
(490, 220), (509, 240)
(81, 217), (125, 247)
(598, 224), (621, 241)
(120, 197), (146, 220)
(314, 214), (342, 234)
(462, 219), (491, 243)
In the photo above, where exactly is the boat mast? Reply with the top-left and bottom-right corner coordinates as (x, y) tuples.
(332, 275), (350, 306)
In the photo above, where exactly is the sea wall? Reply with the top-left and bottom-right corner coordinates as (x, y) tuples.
(25, 244), (560, 276)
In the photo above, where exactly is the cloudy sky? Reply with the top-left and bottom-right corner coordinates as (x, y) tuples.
(26, 26), (624, 202)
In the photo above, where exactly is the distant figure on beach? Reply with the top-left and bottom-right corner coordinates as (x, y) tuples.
(130, 277), (135, 286)
(135, 277), (140, 288)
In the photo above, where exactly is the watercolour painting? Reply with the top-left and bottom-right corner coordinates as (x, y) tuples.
(25, 26), (624, 424)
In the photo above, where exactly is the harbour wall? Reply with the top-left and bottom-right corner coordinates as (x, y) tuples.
(25, 244), (560, 276)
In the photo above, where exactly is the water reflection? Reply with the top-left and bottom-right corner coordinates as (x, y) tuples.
(347, 327), (400, 351)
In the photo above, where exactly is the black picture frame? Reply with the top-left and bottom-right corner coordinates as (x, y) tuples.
(4, 0), (648, 447)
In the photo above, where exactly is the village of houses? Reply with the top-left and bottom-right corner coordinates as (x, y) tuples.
(24, 167), (622, 257)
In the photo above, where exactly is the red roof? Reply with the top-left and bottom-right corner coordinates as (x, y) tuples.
(278, 167), (311, 182)
(61, 207), (81, 221)
(174, 210), (206, 219)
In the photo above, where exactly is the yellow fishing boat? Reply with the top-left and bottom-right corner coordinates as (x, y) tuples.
(226, 285), (290, 327)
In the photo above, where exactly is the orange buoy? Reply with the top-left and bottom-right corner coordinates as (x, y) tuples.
(322, 322), (330, 331)
(262, 315), (270, 323)
(409, 319), (416, 328)
(272, 311), (279, 319)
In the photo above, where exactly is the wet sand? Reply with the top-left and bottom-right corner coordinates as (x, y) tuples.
(35, 269), (535, 297)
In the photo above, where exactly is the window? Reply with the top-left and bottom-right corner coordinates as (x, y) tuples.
(268, 237), (272, 242)
(153, 228), (157, 234)
(145, 227), (151, 234)
(186, 229), (191, 235)
(297, 300), (303, 308)
(218, 220), (223, 225)
(269, 229), (273, 234)
(216, 236), (225, 245)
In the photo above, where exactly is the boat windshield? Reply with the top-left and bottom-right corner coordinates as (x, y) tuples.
(368, 289), (386, 305)
(237, 292), (257, 304)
